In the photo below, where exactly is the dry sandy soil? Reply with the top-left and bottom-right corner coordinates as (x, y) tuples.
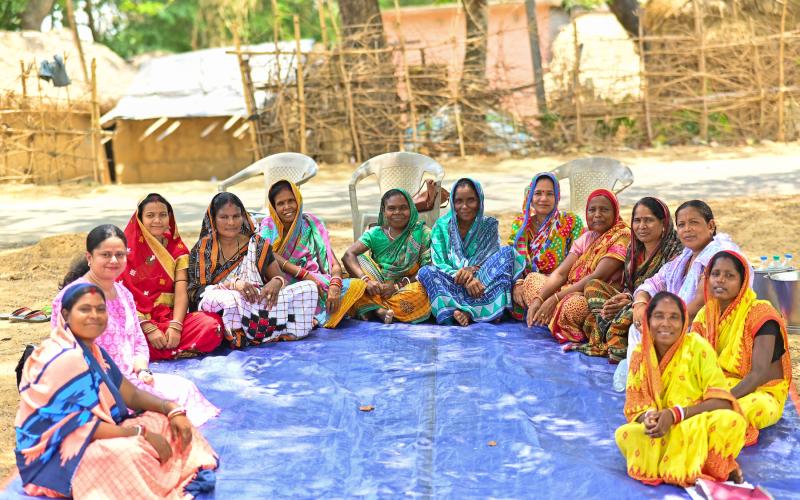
(1, 151), (799, 481)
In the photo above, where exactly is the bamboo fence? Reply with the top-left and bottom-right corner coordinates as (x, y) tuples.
(236, 1), (800, 159)
(0, 57), (110, 184)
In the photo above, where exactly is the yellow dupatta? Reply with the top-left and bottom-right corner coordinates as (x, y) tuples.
(624, 296), (739, 423)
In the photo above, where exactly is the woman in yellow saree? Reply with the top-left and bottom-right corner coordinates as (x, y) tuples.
(692, 250), (792, 446)
(616, 291), (746, 487)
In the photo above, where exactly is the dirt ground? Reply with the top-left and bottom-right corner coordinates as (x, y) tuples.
(1, 153), (799, 480)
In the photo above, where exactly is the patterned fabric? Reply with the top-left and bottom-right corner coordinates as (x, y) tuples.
(430, 178), (499, 273)
(616, 298), (745, 487)
(15, 311), (126, 497)
(521, 272), (589, 342)
(358, 189), (432, 281)
(547, 189), (630, 343)
(353, 255), (430, 323)
(507, 172), (585, 276)
(51, 279), (220, 427)
(573, 198), (682, 361)
(68, 411), (217, 499)
(692, 250), (792, 446)
(121, 195), (223, 360)
(419, 246), (525, 324)
(259, 180), (365, 327)
(195, 232), (319, 348)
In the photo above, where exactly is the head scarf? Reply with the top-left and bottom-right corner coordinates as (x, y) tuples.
(623, 197), (683, 292)
(358, 188), (431, 281)
(15, 284), (126, 496)
(430, 178), (499, 274)
(566, 189), (630, 284)
(120, 194), (189, 321)
(509, 172), (584, 275)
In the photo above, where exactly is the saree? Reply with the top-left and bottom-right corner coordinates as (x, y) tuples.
(16, 312), (217, 498)
(51, 279), (220, 427)
(352, 189), (432, 323)
(692, 250), (792, 446)
(574, 198), (682, 361)
(507, 172), (585, 276)
(189, 194), (318, 348)
(121, 195), (223, 360)
(523, 189), (630, 343)
(616, 304), (746, 487)
(259, 180), (365, 328)
(418, 178), (526, 324)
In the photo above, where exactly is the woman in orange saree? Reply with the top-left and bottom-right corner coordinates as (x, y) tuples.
(122, 193), (223, 360)
(692, 250), (792, 446)
(616, 291), (746, 487)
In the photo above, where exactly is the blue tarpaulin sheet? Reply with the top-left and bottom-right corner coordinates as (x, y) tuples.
(4, 320), (800, 499)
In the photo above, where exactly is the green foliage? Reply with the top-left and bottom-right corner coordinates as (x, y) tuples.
(0, 0), (28, 30)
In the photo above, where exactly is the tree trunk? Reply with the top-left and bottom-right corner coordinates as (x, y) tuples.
(21, 0), (55, 30)
(84, 0), (98, 41)
(337, 0), (385, 48)
(607, 0), (639, 38)
(460, 0), (488, 153)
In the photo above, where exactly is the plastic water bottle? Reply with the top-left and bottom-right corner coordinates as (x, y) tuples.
(784, 253), (794, 269)
(770, 255), (781, 270)
(759, 256), (768, 271)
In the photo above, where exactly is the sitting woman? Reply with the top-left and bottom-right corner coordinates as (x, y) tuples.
(342, 189), (432, 324)
(571, 197), (682, 362)
(507, 172), (585, 319)
(189, 192), (318, 349)
(56, 224), (219, 426)
(259, 180), (365, 328)
(616, 291), (746, 487)
(692, 250), (792, 446)
(17, 283), (217, 498)
(121, 193), (223, 360)
(417, 178), (525, 326)
(621, 200), (745, 385)
(517, 189), (630, 343)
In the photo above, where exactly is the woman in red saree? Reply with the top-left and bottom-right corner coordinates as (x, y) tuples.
(121, 194), (223, 360)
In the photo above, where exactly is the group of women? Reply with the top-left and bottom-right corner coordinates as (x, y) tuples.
(14, 172), (792, 497)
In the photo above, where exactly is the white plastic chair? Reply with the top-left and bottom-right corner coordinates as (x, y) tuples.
(550, 157), (634, 218)
(349, 152), (445, 240)
(217, 152), (319, 210)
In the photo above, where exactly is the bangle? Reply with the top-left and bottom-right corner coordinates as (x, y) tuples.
(360, 275), (371, 282)
(133, 425), (146, 438)
(271, 275), (286, 288)
(631, 299), (648, 307)
(670, 405), (684, 424)
(167, 406), (187, 419)
(530, 294), (543, 304)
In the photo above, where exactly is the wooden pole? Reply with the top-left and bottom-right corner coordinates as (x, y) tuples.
(524, 0), (548, 115)
(326, 0), (362, 162)
(272, 0), (290, 150)
(316, 0), (330, 47)
(233, 25), (263, 159)
(293, 16), (307, 154)
(65, 0), (89, 82)
(19, 61), (28, 98)
(749, 19), (766, 138)
(393, 0), (419, 148)
(777, 0), (788, 142)
(89, 58), (104, 183)
(692, 0), (708, 142)
(637, 9), (653, 144)
(571, 16), (582, 144)
(453, 87), (466, 157)
(20, 60), (33, 180)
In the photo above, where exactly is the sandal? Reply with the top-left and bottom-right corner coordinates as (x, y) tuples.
(1, 307), (31, 321)
(10, 309), (51, 323)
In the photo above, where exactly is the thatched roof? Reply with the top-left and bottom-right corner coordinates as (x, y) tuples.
(0, 29), (135, 112)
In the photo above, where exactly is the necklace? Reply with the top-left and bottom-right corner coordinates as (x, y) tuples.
(220, 236), (245, 263)
(85, 270), (116, 300)
(384, 226), (396, 241)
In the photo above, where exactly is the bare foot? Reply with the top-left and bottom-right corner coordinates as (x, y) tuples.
(312, 318), (319, 328)
(376, 308), (395, 324)
(453, 310), (471, 327)
(728, 466), (744, 484)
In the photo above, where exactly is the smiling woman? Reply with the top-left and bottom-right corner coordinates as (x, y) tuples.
(515, 189), (631, 344)
(342, 188), (432, 324)
(417, 178), (525, 326)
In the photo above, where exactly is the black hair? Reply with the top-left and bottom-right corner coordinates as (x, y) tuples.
(210, 192), (247, 219)
(268, 180), (294, 208)
(453, 178), (477, 196)
(647, 291), (686, 326)
(60, 224), (127, 289)
(137, 193), (173, 221)
(381, 188), (407, 207)
(708, 250), (746, 288)
(62, 283), (106, 311)
(675, 200), (716, 236)
(533, 175), (555, 191)
(633, 197), (667, 223)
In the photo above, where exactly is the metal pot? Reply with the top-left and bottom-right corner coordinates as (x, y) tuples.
(763, 270), (800, 334)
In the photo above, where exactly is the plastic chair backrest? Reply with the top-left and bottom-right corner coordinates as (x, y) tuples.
(349, 152), (445, 240)
(550, 157), (634, 218)
(217, 152), (318, 210)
